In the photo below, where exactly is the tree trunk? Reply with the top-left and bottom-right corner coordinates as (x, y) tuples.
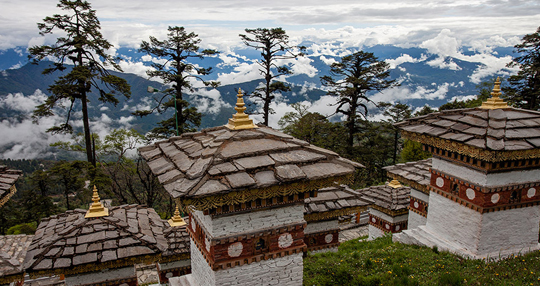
(81, 93), (95, 167)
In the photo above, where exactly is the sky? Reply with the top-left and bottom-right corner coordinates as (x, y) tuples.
(0, 0), (539, 159)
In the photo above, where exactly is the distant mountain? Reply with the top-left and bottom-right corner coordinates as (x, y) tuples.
(0, 44), (516, 131)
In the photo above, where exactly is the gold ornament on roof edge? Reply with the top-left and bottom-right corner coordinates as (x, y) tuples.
(225, 88), (258, 130)
(480, 77), (509, 109)
(85, 185), (109, 218)
(168, 205), (187, 227)
(388, 179), (402, 189)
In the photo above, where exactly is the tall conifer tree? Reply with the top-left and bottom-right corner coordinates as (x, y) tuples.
(29, 0), (130, 167)
(239, 28), (306, 126)
(134, 26), (219, 138)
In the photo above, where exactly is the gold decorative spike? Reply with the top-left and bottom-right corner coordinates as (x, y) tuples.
(388, 179), (402, 189)
(480, 77), (509, 109)
(168, 205), (187, 227)
(85, 185), (109, 218)
(225, 88), (258, 130)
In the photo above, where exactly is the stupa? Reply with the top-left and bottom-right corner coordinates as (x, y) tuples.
(384, 158), (432, 229)
(394, 78), (540, 259)
(304, 185), (369, 253)
(23, 187), (190, 286)
(140, 89), (361, 286)
(361, 180), (410, 240)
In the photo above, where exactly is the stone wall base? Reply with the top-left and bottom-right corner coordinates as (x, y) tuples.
(407, 210), (427, 230)
(394, 226), (540, 261)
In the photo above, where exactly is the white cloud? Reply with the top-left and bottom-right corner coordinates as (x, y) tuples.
(370, 83), (449, 103)
(386, 54), (426, 69)
(0, 90), (47, 112)
(420, 29), (461, 57)
(426, 56), (461, 70)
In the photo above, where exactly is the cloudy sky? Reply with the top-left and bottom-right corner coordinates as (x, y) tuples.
(0, 0), (539, 159)
(2, 0), (537, 51)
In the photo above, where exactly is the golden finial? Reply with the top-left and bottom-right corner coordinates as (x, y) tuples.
(388, 179), (402, 189)
(480, 77), (509, 109)
(225, 88), (258, 130)
(168, 205), (187, 227)
(85, 185), (109, 218)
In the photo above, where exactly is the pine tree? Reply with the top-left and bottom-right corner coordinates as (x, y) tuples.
(321, 51), (397, 153)
(504, 26), (540, 110)
(29, 0), (131, 167)
(135, 26), (219, 138)
(239, 28), (306, 125)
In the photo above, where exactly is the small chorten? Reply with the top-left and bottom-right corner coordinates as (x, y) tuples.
(388, 179), (402, 189)
(480, 77), (509, 109)
(168, 205), (187, 227)
(85, 185), (109, 218)
(225, 88), (258, 130)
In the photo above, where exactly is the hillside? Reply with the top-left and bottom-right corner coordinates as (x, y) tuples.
(305, 235), (540, 286)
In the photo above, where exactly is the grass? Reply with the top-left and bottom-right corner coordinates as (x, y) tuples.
(303, 235), (540, 285)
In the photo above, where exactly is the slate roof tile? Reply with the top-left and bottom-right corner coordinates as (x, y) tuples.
(139, 126), (361, 200)
(23, 205), (189, 276)
(396, 107), (540, 152)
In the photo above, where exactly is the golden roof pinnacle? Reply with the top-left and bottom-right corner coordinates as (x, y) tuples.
(480, 77), (509, 109)
(168, 205), (187, 227)
(225, 88), (258, 130)
(85, 185), (109, 218)
(388, 179), (402, 189)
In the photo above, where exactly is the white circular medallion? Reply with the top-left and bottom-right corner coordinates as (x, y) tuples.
(324, 234), (333, 244)
(385, 224), (390, 230)
(436, 177), (444, 188)
(413, 201), (419, 208)
(372, 217), (376, 223)
(491, 193), (500, 204)
(278, 233), (293, 249)
(396, 225), (400, 231)
(227, 242), (243, 257)
(527, 188), (536, 198)
(466, 188), (475, 200)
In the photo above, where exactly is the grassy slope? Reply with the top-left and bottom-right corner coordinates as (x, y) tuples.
(304, 235), (540, 286)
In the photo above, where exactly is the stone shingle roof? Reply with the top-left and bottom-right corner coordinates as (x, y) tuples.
(162, 225), (190, 259)
(383, 159), (432, 193)
(0, 166), (23, 208)
(395, 108), (540, 151)
(139, 125), (363, 201)
(24, 205), (188, 276)
(0, 234), (33, 284)
(304, 186), (369, 214)
(360, 184), (410, 214)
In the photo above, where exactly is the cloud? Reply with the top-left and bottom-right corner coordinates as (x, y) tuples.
(420, 29), (461, 57)
(0, 90), (47, 112)
(370, 83), (450, 103)
(386, 54), (426, 69)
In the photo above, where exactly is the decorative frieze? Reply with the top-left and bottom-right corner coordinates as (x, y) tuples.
(305, 230), (339, 251)
(430, 169), (540, 212)
(368, 214), (407, 233)
(188, 212), (306, 271)
(408, 197), (428, 217)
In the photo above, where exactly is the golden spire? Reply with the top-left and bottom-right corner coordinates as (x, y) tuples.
(85, 185), (109, 218)
(168, 205), (187, 227)
(225, 88), (258, 130)
(388, 179), (402, 189)
(480, 77), (509, 109)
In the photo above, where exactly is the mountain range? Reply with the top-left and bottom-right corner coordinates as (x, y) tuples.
(0, 43), (517, 159)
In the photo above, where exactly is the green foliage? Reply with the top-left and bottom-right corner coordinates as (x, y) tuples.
(504, 26), (540, 111)
(136, 26), (219, 138)
(240, 27), (306, 126)
(401, 140), (431, 163)
(29, 0), (131, 166)
(7, 222), (37, 235)
(321, 51), (397, 151)
(304, 235), (540, 286)
(414, 105), (436, 116)
(380, 102), (412, 164)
